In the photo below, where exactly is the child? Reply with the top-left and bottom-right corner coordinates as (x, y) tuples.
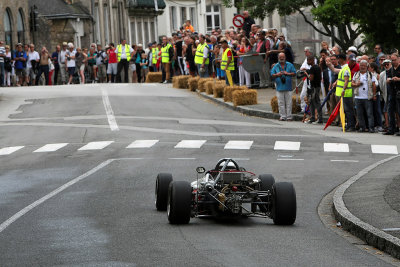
(302, 96), (312, 123)
(140, 53), (149, 83)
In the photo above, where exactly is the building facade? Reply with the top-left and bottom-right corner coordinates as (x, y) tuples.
(0, 0), (31, 48)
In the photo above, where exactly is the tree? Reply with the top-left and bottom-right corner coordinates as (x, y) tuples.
(223, 0), (400, 52)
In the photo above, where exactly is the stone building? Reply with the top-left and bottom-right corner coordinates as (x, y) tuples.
(0, 0), (31, 48)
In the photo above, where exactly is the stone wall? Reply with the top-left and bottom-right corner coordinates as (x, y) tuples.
(0, 0), (31, 47)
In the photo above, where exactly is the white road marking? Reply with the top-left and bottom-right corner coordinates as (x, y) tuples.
(371, 145), (398, 155)
(382, 228), (400, 231)
(101, 88), (119, 131)
(274, 141), (301, 151)
(224, 141), (253, 150)
(277, 158), (304, 161)
(33, 143), (69, 153)
(0, 146), (24, 156)
(324, 143), (349, 153)
(278, 155), (294, 158)
(126, 140), (159, 148)
(0, 159), (114, 234)
(168, 158), (196, 160)
(330, 160), (359, 163)
(175, 140), (206, 149)
(78, 141), (114, 151)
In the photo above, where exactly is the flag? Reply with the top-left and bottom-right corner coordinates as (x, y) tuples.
(340, 97), (346, 132)
(323, 100), (340, 130)
(320, 89), (333, 110)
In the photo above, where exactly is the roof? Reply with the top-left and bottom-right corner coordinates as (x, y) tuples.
(127, 0), (166, 10)
(30, 0), (92, 20)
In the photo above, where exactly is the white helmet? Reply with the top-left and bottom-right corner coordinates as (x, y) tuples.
(218, 161), (236, 170)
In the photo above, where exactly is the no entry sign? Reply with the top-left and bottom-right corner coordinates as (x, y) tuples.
(233, 14), (245, 28)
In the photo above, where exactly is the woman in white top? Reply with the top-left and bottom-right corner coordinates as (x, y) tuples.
(4, 45), (12, 86)
(65, 43), (76, 85)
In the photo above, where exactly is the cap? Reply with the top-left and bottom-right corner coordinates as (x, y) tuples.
(138, 43), (143, 47)
(347, 46), (357, 53)
(382, 59), (392, 64)
(62, 42), (68, 46)
(148, 43), (153, 47)
(16, 43), (23, 47)
(348, 54), (356, 61)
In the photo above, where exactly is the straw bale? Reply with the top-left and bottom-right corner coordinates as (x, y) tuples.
(205, 81), (215, 94)
(223, 85), (247, 102)
(188, 77), (200, 91)
(145, 72), (162, 83)
(232, 90), (258, 107)
(178, 75), (190, 89)
(292, 95), (301, 114)
(270, 96), (279, 113)
(213, 83), (225, 98)
(198, 78), (214, 92)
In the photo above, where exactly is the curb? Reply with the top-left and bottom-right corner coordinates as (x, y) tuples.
(196, 91), (304, 121)
(333, 155), (400, 259)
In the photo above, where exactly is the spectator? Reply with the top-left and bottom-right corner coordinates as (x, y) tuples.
(65, 43), (76, 85)
(346, 46), (358, 56)
(185, 36), (196, 77)
(96, 44), (107, 83)
(237, 37), (251, 87)
(242, 11), (255, 38)
(35, 46), (50, 85)
(374, 44), (385, 67)
(300, 47), (317, 113)
(4, 45), (12, 86)
(184, 20), (194, 33)
(306, 55), (323, 124)
(14, 43), (27, 87)
(385, 53), (400, 135)
(87, 44), (97, 82)
(59, 42), (68, 84)
(255, 30), (269, 88)
(195, 35), (209, 78)
(352, 60), (377, 133)
(270, 52), (296, 121)
(116, 38), (134, 83)
(348, 54), (360, 77)
(135, 44), (144, 83)
(326, 54), (341, 119)
(27, 44), (40, 85)
(75, 47), (87, 84)
(51, 45), (60, 85)
(369, 62), (384, 132)
(379, 59), (392, 131)
(0, 41), (5, 86)
(107, 43), (118, 83)
(140, 53), (149, 82)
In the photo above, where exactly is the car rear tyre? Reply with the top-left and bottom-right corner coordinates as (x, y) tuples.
(272, 182), (296, 225)
(257, 174), (275, 212)
(167, 181), (192, 224)
(155, 173), (173, 211)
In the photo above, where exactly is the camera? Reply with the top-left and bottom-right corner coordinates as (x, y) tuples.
(280, 75), (286, 84)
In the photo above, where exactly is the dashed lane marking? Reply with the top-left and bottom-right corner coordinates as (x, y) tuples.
(224, 141), (253, 150)
(371, 145), (398, 155)
(78, 141), (114, 151)
(324, 143), (350, 153)
(126, 140), (159, 148)
(0, 146), (25, 156)
(330, 159), (359, 163)
(274, 141), (301, 151)
(175, 140), (207, 149)
(33, 143), (69, 153)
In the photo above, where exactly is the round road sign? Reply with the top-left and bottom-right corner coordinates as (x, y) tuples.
(233, 14), (245, 28)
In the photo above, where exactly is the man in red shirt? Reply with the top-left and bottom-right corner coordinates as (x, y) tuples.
(107, 43), (118, 83)
(348, 54), (359, 77)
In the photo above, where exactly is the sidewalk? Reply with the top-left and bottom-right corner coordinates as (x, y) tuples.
(333, 156), (400, 259)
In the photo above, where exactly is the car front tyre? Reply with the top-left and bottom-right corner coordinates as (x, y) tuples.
(272, 182), (296, 225)
(155, 173), (173, 211)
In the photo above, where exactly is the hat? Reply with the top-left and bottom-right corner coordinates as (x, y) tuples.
(138, 43), (143, 47)
(382, 59), (392, 65)
(348, 54), (356, 61)
(148, 43), (153, 47)
(219, 39), (228, 44)
(347, 46), (357, 53)
(62, 42), (68, 46)
(16, 43), (23, 47)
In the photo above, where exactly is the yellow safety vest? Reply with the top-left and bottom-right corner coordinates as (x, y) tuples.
(152, 47), (159, 64)
(336, 65), (353, 97)
(117, 44), (132, 62)
(161, 44), (172, 63)
(195, 43), (209, 65)
(221, 48), (234, 71)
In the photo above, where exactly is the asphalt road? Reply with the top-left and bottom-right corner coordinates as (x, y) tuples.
(0, 83), (397, 266)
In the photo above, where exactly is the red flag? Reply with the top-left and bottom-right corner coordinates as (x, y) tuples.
(323, 101), (341, 130)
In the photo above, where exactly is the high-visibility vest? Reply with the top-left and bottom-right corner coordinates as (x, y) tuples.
(161, 44), (172, 63)
(336, 65), (353, 97)
(194, 43), (209, 65)
(117, 44), (132, 62)
(221, 48), (234, 71)
(152, 47), (159, 64)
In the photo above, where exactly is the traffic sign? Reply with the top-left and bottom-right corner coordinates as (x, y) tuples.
(232, 14), (245, 28)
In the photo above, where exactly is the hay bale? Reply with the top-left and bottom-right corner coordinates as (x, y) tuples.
(188, 77), (200, 91)
(205, 81), (215, 94)
(223, 85), (247, 102)
(172, 76), (180, 88)
(213, 83), (225, 98)
(270, 96), (279, 113)
(178, 75), (190, 89)
(232, 90), (258, 107)
(198, 78), (214, 92)
(146, 72), (162, 83)
(292, 95), (301, 114)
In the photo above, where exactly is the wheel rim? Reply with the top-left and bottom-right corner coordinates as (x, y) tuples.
(167, 194), (171, 217)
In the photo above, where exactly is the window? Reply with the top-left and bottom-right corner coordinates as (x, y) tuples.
(180, 7), (186, 27)
(17, 9), (25, 44)
(190, 7), (196, 30)
(205, 5), (220, 32)
(4, 8), (12, 46)
(170, 6), (177, 32)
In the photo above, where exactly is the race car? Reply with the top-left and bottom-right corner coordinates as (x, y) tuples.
(155, 158), (296, 225)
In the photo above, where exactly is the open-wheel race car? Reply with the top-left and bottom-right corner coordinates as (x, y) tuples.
(155, 158), (296, 225)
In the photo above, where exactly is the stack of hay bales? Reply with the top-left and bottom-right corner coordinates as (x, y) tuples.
(146, 72), (162, 83)
(172, 75), (191, 89)
(270, 96), (279, 113)
(188, 77), (200, 91)
(270, 95), (301, 114)
(224, 85), (247, 102)
(198, 78), (214, 92)
(205, 81), (215, 94)
(213, 81), (226, 98)
(232, 90), (258, 107)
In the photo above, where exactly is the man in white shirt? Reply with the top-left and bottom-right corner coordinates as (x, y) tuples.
(58, 42), (68, 84)
(27, 44), (40, 85)
(65, 43), (76, 85)
(299, 47), (318, 112)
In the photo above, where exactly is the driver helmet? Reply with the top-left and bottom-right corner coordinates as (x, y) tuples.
(218, 161), (236, 171)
